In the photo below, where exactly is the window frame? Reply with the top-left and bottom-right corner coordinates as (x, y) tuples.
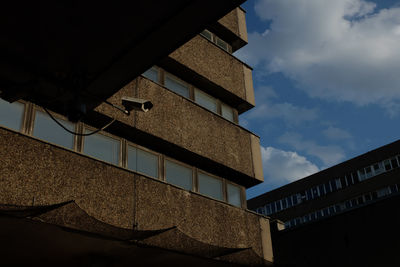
(226, 181), (243, 208)
(163, 156), (194, 190)
(125, 140), (161, 179)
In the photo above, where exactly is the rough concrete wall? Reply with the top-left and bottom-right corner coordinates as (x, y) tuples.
(96, 77), (255, 179)
(134, 174), (264, 256)
(0, 127), (272, 260)
(218, 8), (248, 42)
(0, 128), (135, 229)
(169, 35), (247, 100)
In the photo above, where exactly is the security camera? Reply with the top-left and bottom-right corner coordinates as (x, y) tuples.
(121, 97), (153, 113)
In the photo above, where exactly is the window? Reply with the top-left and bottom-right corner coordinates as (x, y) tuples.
(292, 194), (298, 205)
(83, 130), (120, 165)
(227, 183), (242, 207)
(142, 67), (159, 83)
(265, 204), (272, 215)
(324, 182), (332, 194)
(194, 89), (217, 113)
(0, 99), (24, 131)
(165, 74), (190, 98)
(286, 196), (293, 208)
(198, 172), (223, 201)
(127, 145), (159, 178)
(318, 184), (326, 195)
(365, 166), (373, 179)
(373, 162), (384, 175)
(33, 110), (75, 149)
(391, 158), (399, 168)
(215, 36), (230, 52)
(200, 30), (213, 41)
(305, 188), (313, 200)
(221, 103), (234, 122)
(271, 202), (276, 213)
(281, 198), (287, 209)
(335, 178), (342, 189)
(383, 159), (392, 171)
(276, 200), (282, 211)
(165, 159), (192, 190)
(312, 186), (320, 198)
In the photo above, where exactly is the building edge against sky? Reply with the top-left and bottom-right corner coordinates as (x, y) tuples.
(0, 1), (272, 266)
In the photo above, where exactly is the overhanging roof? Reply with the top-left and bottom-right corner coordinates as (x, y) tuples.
(0, 0), (244, 119)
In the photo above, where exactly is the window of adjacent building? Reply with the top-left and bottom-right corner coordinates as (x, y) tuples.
(265, 204), (272, 215)
(127, 145), (159, 178)
(227, 183), (241, 207)
(165, 74), (190, 98)
(142, 67), (159, 83)
(165, 159), (192, 190)
(0, 99), (24, 131)
(198, 172), (223, 201)
(33, 110), (75, 149)
(221, 103), (234, 122)
(194, 89), (218, 113)
(83, 130), (120, 165)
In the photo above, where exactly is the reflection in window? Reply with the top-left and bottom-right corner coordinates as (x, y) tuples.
(0, 99), (24, 131)
(84, 131), (120, 165)
(142, 67), (159, 83)
(33, 110), (75, 149)
(165, 75), (190, 98)
(227, 183), (241, 207)
(127, 145), (158, 178)
(221, 104), (234, 122)
(198, 172), (223, 201)
(195, 89), (217, 113)
(165, 160), (192, 190)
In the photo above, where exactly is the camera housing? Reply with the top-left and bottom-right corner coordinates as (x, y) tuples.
(121, 97), (153, 113)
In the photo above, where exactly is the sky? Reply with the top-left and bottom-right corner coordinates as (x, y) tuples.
(236, 0), (400, 199)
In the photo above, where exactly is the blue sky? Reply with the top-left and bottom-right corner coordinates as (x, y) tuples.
(236, 0), (400, 199)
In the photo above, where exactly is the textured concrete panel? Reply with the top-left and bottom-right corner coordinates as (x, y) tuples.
(250, 134), (264, 183)
(0, 128), (135, 229)
(243, 65), (255, 106)
(96, 77), (256, 181)
(218, 8), (248, 42)
(169, 35), (248, 101)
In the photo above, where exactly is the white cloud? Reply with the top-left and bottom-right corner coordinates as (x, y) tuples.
(322, 126), (352, 140)
(246, 86), (318, 125)
(278, 132), (346, 166)
(236, 0), (400, 114)
(247, 146), (319, 197)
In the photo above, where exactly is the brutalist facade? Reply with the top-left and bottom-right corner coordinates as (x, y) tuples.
(0, 2), (272, 266)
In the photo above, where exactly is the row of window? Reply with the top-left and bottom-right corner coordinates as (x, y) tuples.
(284, 184), (399, 229)
(0, 99), (244, 208)
(255, 154), (400, 216)
(200, 29), (232, 53)
(142, 67), (237, 123)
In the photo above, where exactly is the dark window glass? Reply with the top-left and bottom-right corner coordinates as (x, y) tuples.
(34, 110), (75, 149)
(287, 196), (293, 208)
(165, 160), (192, 190)
(292, 195), (298, 205)
(142, 67), (159, 83)
(384, 160), (392, 171)
(276, 200), (282, 211)
(281, 198), (287, 209)
(0, 99), (24, 131)
(351, 199), (357, 206)
(316, 210), (322, 219)
(84, 131), (120, 165)
(352, 172), (359, 183)
(325, 182), (332, 194)
(200, 30), (213, 41)
(364, 193), (372, 202)
(318, 184), (326, 195)
(165, 75), (190, 98)
(391, 158), (399, 168)
(357, 196), (364, 205)
(310, 213), (316, 220)
(330, 180), (337, 191)
(372, 191), (378, 199)
(390, 184), (398, 194)
(266, 204), (272, 215)
(305, 188), (313, 200)
(340, 176), (347, 187)
(227, 184), (242, 207)
(322, 208), (329, 216)
(198, 172), (223, 201)
(312, 187), (319, 197)
(303, 215), (309, 222)
(271, 202), (276, 213)
(295, 217), (301, 225)
(335, 204), (341, 213)
(329, 206), (335, 214)
(345, 200), (351, 209)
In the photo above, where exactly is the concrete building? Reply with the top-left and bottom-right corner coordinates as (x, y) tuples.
(248, 140), (400, 228)
(248, 140), (400, 266)
(0, 1), (272, 266)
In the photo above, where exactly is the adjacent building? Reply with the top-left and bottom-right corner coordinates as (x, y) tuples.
(248, 140), (400, 228)
(0, 2), (273, 266)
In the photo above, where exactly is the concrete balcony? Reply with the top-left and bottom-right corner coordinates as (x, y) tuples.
(212, 7), (248, 51)
(0, 127), (272, 266)
(95, 77), (263, 187)
(163, 35), (254, 114)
